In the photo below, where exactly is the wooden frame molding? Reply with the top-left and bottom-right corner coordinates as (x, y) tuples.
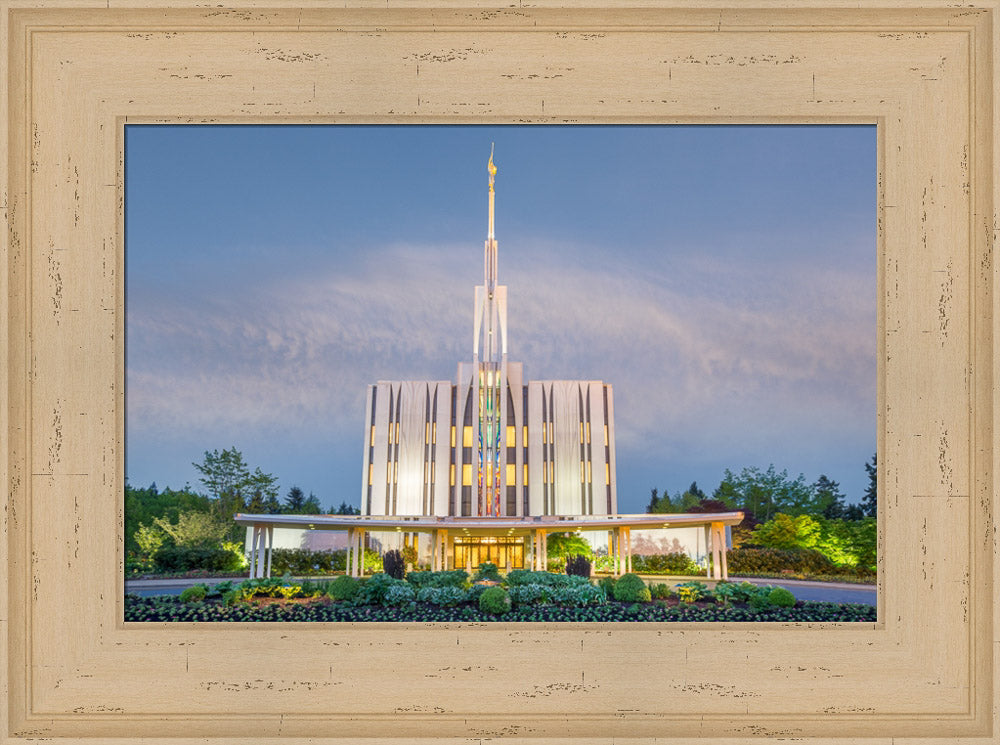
(2, 2), (997, 742)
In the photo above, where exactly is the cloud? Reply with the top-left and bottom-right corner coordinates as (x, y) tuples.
(127, 233), (875, 498)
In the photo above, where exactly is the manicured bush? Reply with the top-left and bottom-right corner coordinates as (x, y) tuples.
(508, 583), (552, 606)
(352, 573), (405, 606)
(179, 584), (208, 603)
(612, 573), (651, 603)
(478, 586), (512, 615)
(153, 545), (243, 573)
(726, 546), (840, 576)
(505, 570), (588, 588)
(383, 550), (406, 579)
(631, 552), (702, 575)
(327, 575), (360, 602)
(768, 587), (797, 607)
(473, 562), (502, 582)
(566, 554), (592, 578)
(550, 584), (606, 608)
(269, 548), (341, 575)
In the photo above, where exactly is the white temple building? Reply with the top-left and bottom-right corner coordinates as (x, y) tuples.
(236, 150), (742, 578)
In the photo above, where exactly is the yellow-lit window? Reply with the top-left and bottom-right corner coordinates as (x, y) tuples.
(369, 426), (375, 447)
(393, 462), (398, 484)
(580, 461), (585, 482)
(451, 426), (456, 448)
(523, 464), (528, 482)
(395, 423), (399, 442)
(580, 426), (584, 444)
(463, 426), (473, 447)
(425, 422), (430, 443)
(604, 425), (609, 446)
(523, 426), (528, 443)
(462, 464), (472, 486)
(432, 423), (437, 444)
(586, 422), (591, 443)
(542, 423), (547, 443)
(450, 464), (455, 486)
(542, 464), (547, 484)
(549, 462), (554, 482)
(431, 462), (435, 483)
(368, 463), (373, 485)
(587, 461), (592, 483)
(506, 426), (515, 448)
(507, 464), (515, 484)
(605, 463), (610, 483)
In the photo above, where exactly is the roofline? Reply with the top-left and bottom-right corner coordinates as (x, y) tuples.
(233, 511), (745, 531)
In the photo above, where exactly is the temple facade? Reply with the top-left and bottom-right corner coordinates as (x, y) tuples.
(359, 150), (617, 565)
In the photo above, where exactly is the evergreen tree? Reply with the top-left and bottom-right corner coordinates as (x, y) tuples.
(284, 485), (306, 513)
(861, 453), (877, 517)
(331, 501), (361, 515)
(646, 487), (659, 513)
(301, 492), (322, 514)
(814, 474), (847, 519)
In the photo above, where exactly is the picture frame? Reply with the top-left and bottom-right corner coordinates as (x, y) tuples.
(2, 2), (996, 742)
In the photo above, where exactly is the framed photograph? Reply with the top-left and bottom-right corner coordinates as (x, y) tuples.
(2, 2), (997, 742)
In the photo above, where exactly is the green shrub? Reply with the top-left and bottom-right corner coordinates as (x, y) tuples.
(612, 573), (651, 603)
(508, 583), (552, 606)
(179, 584), (208, 603)
(675, 581), (708, 604)
(550, 584), (606, 607)
(473, 562), (502, 582)
(649, 583), (674, 599)
(406, 569), (469, 588)
(478, 586), (512, 615)
(726, 546), (840, 576)
(383, 550), (406, 579)
(505, 570), (588, 588)
(153, 546), (243, 573)
(768, 587), (797, 607)
(565, 554), (592, 578)
(327, 575), (360, 602)
(631, 552), (702, 575)
(597, 575), (617, 597)
(269, 548), (341, 576)
(352, 573), (405, 606)
(382, 583), (416, 607)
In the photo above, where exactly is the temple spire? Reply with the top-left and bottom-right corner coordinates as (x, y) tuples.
(488, 143), (497, 240)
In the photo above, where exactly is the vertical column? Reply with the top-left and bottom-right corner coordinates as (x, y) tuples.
(710, 522), (722, 580)
(248, 526), (258, 578)
(625, 526), (632, 574)
(265, 525), (274, 578)
(346, 528), (354, 577)
(704, 525), (712, 578)
(718, 525), (729, 580)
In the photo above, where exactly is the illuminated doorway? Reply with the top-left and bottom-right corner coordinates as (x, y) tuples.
(453, 536), (525, 570)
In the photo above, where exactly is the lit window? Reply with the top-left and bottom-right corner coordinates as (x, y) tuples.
(523, 425), (528, 443)
(451, 426), (456, 448)
(523, 464), (528, 482)
(604, 425), (609, 446)
(462, 464), (472, 486)
(431, 462), (435, 483)
(507, 463), (515, 484)
(587, 461), (592, 483)
(542, 423), (547, 443)
(506, 426), (515, 448)
(450, 464), (455, 486)
(395, 423), (399, 442)
(425, 422), (430, 443)
(586, 422), (591, 443)
(579, 426), (584, 444)
(370, 426), (375, 447)
(605, 463), (610, 483)
(549, 462), (554, 482)
(463, 426), (473, 447)
(432, 423), (437, 444)
(393, 462), (398, 484)
(580, 461), (585, 482)
(368, 463), (373, 485)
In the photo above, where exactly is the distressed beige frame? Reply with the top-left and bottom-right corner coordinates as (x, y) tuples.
(2, 2), (997, 743)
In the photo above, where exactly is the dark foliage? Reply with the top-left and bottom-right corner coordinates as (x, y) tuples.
(565, 554), (592, 578)
(382, 550), (406, 580)
(153, 546), (243, 573)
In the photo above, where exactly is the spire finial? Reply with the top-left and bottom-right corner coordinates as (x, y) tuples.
(488, 142), (497, 190)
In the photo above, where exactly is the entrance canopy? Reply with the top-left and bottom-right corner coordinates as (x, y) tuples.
(234, 511), (744, 580)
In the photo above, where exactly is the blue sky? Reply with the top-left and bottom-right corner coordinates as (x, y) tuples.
(125, 124), (875, 513)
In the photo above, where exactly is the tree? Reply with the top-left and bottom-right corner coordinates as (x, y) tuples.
(192, 447), (252, 517)
(331, 501), (361, 515)
(861, 453), (877, 518)
(646, 488), (660, 513)
(284, 486), (306, 513)
(713, 465), (815, 522)
(153, 510), (230, 549)
(843, 503), (865, 521)
(301, 492), (323, 514)
(546, 532), (594, 560)
(243, 468), (281, 514)
(814, 474), (847, 519)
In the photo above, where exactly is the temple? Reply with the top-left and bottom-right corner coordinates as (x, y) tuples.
(236, 150), (742, 578)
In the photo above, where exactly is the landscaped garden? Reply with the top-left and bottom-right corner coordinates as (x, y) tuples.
(124, 558), (876, 623)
